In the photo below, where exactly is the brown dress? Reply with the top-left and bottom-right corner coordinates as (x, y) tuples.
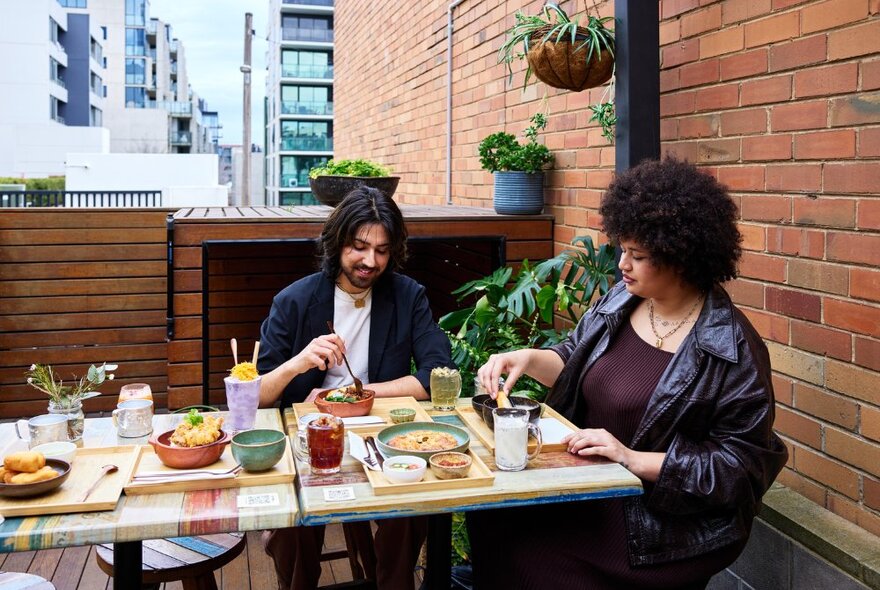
(467, 322), (744, 590)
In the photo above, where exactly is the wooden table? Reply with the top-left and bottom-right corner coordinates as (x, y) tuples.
(285, 400), (643, 588)
(0, 409), (298, 589)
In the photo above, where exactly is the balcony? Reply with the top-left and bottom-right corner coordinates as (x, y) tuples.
(170, 130), (192, 145)
(146, 20), (158, 36)
(281, 136), (333, 151)
(170, 39), (179, 54)
(171, 62), (178, 77)
(148, 100), (192, 116)
(279, 172), (311, 188)
(281, 28), (334, 43)
(51, 76), (67, 89)
(281, 63), (334, 79)
(280, 101), (333, 116)
(147, 48), (156, 60)
(283, 0), (334, 6)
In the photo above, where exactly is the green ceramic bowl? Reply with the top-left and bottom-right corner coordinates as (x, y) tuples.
(376, 421), (470, 461)
(231, 429), (287, 472)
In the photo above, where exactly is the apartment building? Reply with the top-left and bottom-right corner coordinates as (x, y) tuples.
(64, 0), (220, 155)
(0, 0), (109, 177)
(265, 0), (334, 206)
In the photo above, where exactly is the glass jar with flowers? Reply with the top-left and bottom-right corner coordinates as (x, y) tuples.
(25, 362), (117, 442)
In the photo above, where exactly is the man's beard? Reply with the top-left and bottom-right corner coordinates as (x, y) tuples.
(340, 264), (380, 290)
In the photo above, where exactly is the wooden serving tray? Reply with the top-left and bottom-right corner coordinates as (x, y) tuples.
(364, 449), (494, 495)
(455, 403), (578, 453)
(124, 441), (296, 496)
(0, 446), (139, 517)
(291, 396), (433, 431)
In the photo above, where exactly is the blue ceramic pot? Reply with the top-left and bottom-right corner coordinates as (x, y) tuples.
(493, 171), (544, 215)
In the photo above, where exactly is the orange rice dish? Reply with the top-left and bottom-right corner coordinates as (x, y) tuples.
(387, 430), (458, 452)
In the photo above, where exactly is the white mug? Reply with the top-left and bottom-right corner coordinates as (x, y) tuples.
(112, 399), (154, 438)
(15, 414), (69, 449)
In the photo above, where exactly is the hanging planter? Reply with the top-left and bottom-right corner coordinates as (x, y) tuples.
(525, 25), (614, 92)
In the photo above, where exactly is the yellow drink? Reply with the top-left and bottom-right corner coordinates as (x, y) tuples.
(430, 367), (462, 411)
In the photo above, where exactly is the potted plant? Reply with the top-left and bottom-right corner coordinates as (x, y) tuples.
(439, 236), (616, 398)
(479, 113), (553, 215)
(25, 362), (117, 442)
(499, 3), (618, 142)
(308, 159), (400, 207)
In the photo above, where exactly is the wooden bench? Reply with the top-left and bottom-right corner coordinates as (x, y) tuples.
(96, 533), (245, 590)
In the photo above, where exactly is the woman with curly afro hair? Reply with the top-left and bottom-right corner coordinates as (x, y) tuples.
(468, 158), (787, 590)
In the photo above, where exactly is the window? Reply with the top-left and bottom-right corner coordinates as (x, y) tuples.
(280, 156), (328, 188)
(281, 16), (333, 43)
(58, 0), (87, 7)
(49, 58), (65, 87)
(280, 85), (332, 115)
(125, 58), (146, 84)
(49, 18), (61, 45)
(125, 0), (146, 26)
(281, 121), (332, 151)
(125, 28), (145, 56)
(281, 50), (333, 78)
(90, 107), (102, 127)
(101, 26), (107, 40)
(125, 87), (146, 108)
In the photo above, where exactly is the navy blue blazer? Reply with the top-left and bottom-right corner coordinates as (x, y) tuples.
(257, 271), (452, 406)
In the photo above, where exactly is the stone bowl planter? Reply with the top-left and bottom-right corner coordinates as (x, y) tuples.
(308, 176), (400, 207)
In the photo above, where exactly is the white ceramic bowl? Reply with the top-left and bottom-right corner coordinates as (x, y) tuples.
(382, 455), (427, 484)
(31, 441), (77, 464)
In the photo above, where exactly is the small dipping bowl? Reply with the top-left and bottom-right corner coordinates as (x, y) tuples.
(389, 408), (416, 424)
(231, 429), (287, 472)
(482, 395), (542, 430)
(429, 451), (472, 480)
(31, 441), (77, 464)
(382, 455), (427, 484)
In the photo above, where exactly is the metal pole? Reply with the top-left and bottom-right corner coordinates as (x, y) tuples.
(241, 12), (254, 206)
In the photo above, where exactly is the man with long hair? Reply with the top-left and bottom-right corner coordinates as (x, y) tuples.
(257, 186), (452, 589)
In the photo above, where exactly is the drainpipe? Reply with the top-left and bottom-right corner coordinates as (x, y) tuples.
(446, 0), (467, 205)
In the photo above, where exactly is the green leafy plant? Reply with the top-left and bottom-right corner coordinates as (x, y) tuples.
(26, 362), (117, 407)
(439, 236), (616, 400)
(0, 176), (65, 190)
(309, 159), (390, 179)
(478, 114), (553, 174)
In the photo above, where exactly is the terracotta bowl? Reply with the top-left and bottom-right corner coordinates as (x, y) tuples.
(148, 429), (230, 469)
(0, 459), (71, 498)
(313, 388), (375, 418)
(429, 452), (472, 480)
(482, 396), (542, 430)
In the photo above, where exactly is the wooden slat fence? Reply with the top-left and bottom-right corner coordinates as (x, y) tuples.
(0, 209), (173, 418)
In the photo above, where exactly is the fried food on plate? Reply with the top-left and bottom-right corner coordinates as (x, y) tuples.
(4, 451), (46, 473)
(3, 468), (19, 484)
(170, 410), (224, 447)
(9, 465), (58, 485)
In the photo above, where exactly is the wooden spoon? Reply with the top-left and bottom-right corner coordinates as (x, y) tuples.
(325, 321), (364, 395)
(495, 388), (512, 409)
(231, 338), (239, 365)
(251, 340), (260, 365)
(79, 464), (118, 503)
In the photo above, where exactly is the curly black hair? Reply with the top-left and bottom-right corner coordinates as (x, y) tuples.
(317, 186), (408, 279)
(599, 157), (741, 292)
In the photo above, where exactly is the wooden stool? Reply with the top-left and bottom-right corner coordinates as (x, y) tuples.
(0, 572), (56, 589)
(96, 532), (246, 590)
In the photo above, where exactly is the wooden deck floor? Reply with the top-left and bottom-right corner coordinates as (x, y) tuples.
(0, 525), (363, 589)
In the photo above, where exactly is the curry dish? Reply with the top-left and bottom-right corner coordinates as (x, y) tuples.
(387, 430), (458, 452)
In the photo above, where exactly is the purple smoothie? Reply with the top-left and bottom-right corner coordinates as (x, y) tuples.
(224, 375), (261, 430)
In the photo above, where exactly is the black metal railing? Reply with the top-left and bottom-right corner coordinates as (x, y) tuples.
(0, 191), (163, 208)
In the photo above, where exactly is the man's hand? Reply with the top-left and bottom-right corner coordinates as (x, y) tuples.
(289, 334), (345, 374)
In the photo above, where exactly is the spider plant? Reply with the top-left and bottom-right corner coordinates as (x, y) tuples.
(499, 3), (615, 88)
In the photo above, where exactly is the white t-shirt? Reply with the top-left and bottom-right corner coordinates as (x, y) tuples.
(321, 286), (372, 389)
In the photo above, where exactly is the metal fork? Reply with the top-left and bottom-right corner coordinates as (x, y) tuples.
(362, 449), (378, 468)
(134, 464), (243, 479)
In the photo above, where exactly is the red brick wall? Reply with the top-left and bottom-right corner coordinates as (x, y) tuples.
(334, 0), (880, 536)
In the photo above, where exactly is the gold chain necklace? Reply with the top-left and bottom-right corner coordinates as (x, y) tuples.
(336, 283), (371, 309)
(648, 295), (703, 349)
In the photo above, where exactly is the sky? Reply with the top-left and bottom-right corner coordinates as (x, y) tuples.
(147, 0), (269, 148)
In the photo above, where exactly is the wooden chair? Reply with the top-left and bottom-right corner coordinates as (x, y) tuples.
(95, 532), (246, 590)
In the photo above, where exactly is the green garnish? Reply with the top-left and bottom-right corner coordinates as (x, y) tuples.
(184, 408), (203, 426)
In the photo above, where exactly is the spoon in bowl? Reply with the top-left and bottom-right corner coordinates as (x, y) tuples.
(325, 321), (364, 396)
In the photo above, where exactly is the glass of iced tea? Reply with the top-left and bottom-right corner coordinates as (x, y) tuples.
(295, 414), (345, 474)
(430, 367), (462, 411)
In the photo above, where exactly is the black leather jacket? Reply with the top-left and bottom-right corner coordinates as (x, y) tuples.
(547, 283), (788, 565)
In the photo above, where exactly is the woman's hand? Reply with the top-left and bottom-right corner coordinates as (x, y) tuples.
(477, 350), (532, 398)
(288, 334), (344, 375)
(561, 428), (665, 482)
